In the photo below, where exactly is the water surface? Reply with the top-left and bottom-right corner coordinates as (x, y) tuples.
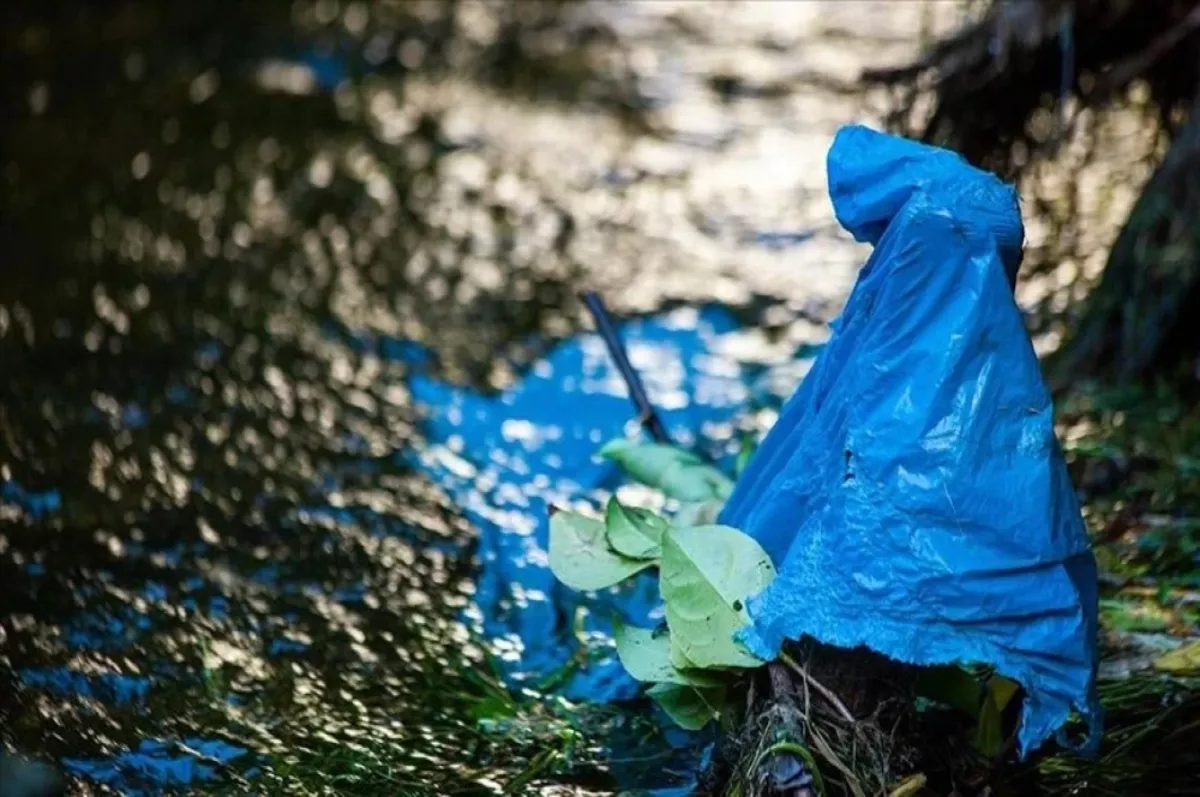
(0, 2), (955, 793)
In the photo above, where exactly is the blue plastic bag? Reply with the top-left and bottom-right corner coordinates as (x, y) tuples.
(720, 125), (1101, 757)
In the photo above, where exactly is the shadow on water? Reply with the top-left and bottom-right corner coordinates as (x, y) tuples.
(1, 1), (933, 793)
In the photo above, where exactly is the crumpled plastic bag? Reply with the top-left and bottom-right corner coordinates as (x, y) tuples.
(719, 125), (1101, 757)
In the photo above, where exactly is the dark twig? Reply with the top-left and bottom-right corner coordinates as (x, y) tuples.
(579, 291), (672, 445)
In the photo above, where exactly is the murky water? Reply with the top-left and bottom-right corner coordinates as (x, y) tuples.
(1, 2), (965, 793)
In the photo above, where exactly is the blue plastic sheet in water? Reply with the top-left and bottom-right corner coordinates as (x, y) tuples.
(720, 125), (1100, 757)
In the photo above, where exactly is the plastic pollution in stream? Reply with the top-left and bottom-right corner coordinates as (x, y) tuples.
(721, 125), (1101, 758)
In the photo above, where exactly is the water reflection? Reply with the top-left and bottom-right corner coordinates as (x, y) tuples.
(1, 1), (948, 792)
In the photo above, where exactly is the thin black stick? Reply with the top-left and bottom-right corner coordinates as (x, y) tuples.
(579, 291), (672, 445)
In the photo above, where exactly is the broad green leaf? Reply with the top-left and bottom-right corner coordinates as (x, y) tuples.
(670, 634), (698, 670)
(1153, 640), (1200, 674)
(974, 707), (1004, 758)
(989, 676), (1020, 709)
(647, 682), (726, 731)
(612, 620), (721, 686)
(661, 465), (733, 503)
(600, 438), (705, 479)
(599, 440), (733, 503)
(605, 497), (667, 560)
(973, 676), (1020, 758)
(660, 524), (775, 668)
(675, 499), (723, 528)
(915, 665), (983, 719)
(548, 509), (652, 591)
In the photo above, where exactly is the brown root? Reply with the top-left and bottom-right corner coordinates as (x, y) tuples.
(701, 642), (930, 797)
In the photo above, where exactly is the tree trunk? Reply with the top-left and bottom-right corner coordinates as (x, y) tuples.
(1048, 91), (1200, 387)
(862, 0), (1200, 382)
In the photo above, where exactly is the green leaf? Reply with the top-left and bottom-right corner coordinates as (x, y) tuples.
(675, 499), (723, 528)
(605, 497), (667, 560)
(663, 466), (733, 504)
(973, 676), (1020, 759)
(647, 682), (727, 731)
(670, 634), (698, 671)
(916, 665), (983, 719)
(660, 525), (776, 668)
(1153, 639), (1200, 674)
(989, 676), (1020, 709)
(1100, 597), (1173, 632)
(600, 438), (703, 477)
(612, 620), (721, 686)
(548, 509), (652, 591)
(599, 440), (733, 503)
(735, 435), (757, 478)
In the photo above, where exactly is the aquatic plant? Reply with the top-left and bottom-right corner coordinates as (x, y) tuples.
(548, 440), (1034, 796)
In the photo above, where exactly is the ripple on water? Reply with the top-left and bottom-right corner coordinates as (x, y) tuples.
(0, 1), (954, 793)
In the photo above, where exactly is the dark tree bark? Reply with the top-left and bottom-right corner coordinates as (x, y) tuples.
(1048, 90), (1200, 386)
(863, 0), (1200, 383)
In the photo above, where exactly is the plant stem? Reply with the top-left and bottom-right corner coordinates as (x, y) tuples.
(579, 290), (672, 444)
(778, 651), (857, 725)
